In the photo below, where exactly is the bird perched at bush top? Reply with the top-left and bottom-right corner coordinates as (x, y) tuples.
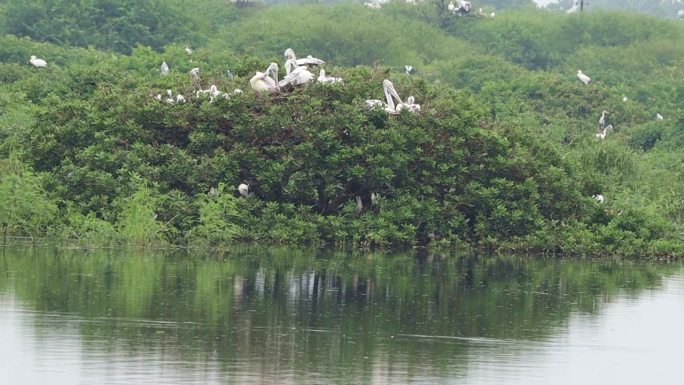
(160, 61), (169, 75)
(577, 69), (591, 85)
(237, 183), (253, 198)
(29, 55), (47, 68)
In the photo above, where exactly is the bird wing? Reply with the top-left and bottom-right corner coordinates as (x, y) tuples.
(296, 56), (325, 66)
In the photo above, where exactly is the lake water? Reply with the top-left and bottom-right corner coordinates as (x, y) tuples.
(1, 246), (682, 384)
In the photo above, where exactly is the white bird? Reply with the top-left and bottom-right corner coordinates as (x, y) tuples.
(397, 95), (421, 114)
(176, 94), (186, 103)
(595, 124), (613, 140)
(404, 65), (415, 75)
(297, 55), (326, 67)
(29, 55), (47, 68)
(190, 67), (201, 87)
(238, 183), (253, 198)
(160, 61), (169, 76)
(622, 95), (628, 102)
(365, 2), (382, 9)
(185, 46), (193, 55)
(490, 12), (496, 18)
(366, 79), (404, 115)
(577, 69), (591, 85)
(250, 62), (280, 94)
(598, 110), (608, 130)
(677, 9), (684, 19)
(317, 69), (343, 84)
(593, 194), (605, 203)
(279, 65), (314, 87)
(448, 1), (471, 15)
(656, 113), (664, 121)
(226, 69), (234, 80)
(567, 0), (579, 13)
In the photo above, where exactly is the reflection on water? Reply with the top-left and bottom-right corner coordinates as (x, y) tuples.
(0, 246), (681, 384)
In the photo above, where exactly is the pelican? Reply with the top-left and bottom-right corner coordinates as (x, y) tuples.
(448, 1), (471, 15)
(160, 61), (169, 75)
(404, 65), (415, 75)
(593, 194), (605, 203)
(250, 62), (280, 94)
(598, 110), (608, 130)
(297, 55), (325, 67)
(317, 69), (342, 84)
(185, 46), (193, 55)
(238, 183), (253, 198)
(577, 70), (591, 85)
(656, 113), (664, 120)
(365, 79), (403, 115)
(567, 0), (579, 13)
(279, 65), (314, 87)
(397, 95), (421, 114)
(29, 55), (47, 68)
(595, 124), (613, 140)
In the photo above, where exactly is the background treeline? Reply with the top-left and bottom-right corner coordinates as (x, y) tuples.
(0, 1), (682, 257)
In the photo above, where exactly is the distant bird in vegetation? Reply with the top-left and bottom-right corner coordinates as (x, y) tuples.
(397, 95), (421, 113)
(598, 110), (608, 130)
(677, 9), (684, 19)
(656, 113), (664, 121)
(279, 65), (314, 87)
(366, 79), (402, 115)
(404, 65), (415, 75)
(490, 12), (496, 18)
(595, 124), (613, 140)
(448, 1), (471, 16)
(567, 0), (579, 13)
(622, 95), (628, 102)
(176, 94), (186, 103)
(593, 194), (605, 203)
(190, 67), (201, 87)
(226, 69), (234, 80)
(160, 61), (169, 76)
(365, 2), (382, 9)
(185, 46), (193, 55)
(29, 55), (47, 68)
(238, 183), (253, 198)
(577, 69), (591, 85)
(317, 69), (343, 84)
(250, 62), (280, 94)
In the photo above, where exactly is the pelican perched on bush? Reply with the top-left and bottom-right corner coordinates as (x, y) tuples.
(317, 69), (342, 84)
(577, 69), (591, 85)
(283, 48), (325, 75)
(397, 96), (421, 114)
(280, 66), (314, 87)
(365, 79), (405, 115)
(250, 62), (280, 94)
(29, 55), (47, 68)
(448, 1), (471, 15)
(237, 183), (253, 198)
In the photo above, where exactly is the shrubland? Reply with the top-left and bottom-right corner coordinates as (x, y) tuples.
(0, 1), (682, 258)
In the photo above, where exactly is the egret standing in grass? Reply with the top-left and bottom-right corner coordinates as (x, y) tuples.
(598, 110), (608, 130)
(29, 55), (47, 68)
(577, 69), (591, 85)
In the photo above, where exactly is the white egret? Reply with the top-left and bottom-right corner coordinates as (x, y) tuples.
(279, 65), (314, 87)
(593, 194), (605, 203)
(250, 62), (280, 94)
(656, 113), (664, 121)
(577, 69), (591, 85)
(598, 110), (608, 130)
(29, 55), (47, 68)
(160, 61), (169, 75)
(237, 183), (253, 198)
(595, 124), (613, 140)
(371, 192), (380, 206)
(185, 46), (193, 55)
(317, 69), (343, 84)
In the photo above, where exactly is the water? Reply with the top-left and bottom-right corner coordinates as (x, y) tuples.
(0, 246), (682, 384)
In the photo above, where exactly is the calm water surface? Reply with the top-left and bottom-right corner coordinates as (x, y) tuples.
(0, 247), (682, 384)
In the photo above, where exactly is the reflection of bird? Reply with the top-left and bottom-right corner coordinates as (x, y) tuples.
(595, 124), (613, 140)
(656, 113), (664, 121)
(593, 194), (605, 203)
(29, 55), (47, 68)
(160, 61), (169, 75)
(577, 69), (591, 85)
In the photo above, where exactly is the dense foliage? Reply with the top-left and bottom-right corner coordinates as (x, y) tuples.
(0, 1), (683, 257)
